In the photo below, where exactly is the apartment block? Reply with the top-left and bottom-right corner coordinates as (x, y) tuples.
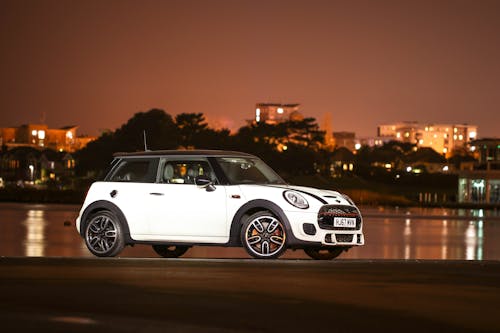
(378, 121), (478, 156)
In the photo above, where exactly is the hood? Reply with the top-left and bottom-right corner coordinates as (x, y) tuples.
(263, 184), (353, 206)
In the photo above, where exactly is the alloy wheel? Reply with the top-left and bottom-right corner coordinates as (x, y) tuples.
(243, 214), (286, 258)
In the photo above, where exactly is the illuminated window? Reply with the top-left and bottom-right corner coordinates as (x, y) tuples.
(443, 148), (448, 153)
(405, 132), (409, 138)
(396, 132), (401, 138)
(469, 131), (476, 139)
(32, 130), (37, 136)
(419, 139), (424, 145)
(66, 131), (73, 139)
(458, 134), (463, 140)
(277, 107), (284, 114)
(255, 108), (260, 122)
(38, 130), (45, 140)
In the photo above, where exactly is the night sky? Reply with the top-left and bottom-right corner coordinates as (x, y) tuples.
(1, 0), (499, 138)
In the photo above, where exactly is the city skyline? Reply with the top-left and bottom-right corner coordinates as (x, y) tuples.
(1, 0), (499, 138)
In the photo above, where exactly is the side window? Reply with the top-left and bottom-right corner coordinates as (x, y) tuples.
(108, 159), (158, 183)
(160, 159), (217, 184)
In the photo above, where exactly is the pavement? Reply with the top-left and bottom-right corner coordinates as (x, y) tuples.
(1, 257), (499, 333)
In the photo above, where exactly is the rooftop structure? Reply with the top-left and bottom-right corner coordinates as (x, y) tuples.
(0, 124), (95, 152)
(255, 103), (303, 124)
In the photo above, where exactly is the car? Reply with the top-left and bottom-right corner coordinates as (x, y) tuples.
(75, 150), (364, 260)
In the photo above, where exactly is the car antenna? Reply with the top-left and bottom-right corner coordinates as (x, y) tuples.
(143, 130), (149, 151)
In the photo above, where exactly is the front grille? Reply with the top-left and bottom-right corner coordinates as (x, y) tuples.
(335, 234), (354, 243)
(317, 205), (361, 230)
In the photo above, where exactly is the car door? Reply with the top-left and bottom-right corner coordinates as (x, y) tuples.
(146, 158), (228, 240)
(104, 157), (160, 237)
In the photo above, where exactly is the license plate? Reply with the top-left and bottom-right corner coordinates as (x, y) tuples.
(333, 217), (356, 228)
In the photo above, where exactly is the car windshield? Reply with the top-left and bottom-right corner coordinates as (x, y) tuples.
(215, 157), (287, 185)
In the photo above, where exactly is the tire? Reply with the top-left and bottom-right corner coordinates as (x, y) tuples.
(241, 211), (287, 259)
(304, 247), (346, 260)
(84, 210), (125, 257)
(152, 245), (190, 258)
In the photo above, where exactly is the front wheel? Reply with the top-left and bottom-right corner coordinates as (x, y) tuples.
(304, 247), (347, 260)
(241, 211), (287, 259)
(84, 210), (125, 257)
(152, 245), (190, 258)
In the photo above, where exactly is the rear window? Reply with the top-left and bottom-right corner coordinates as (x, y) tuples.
(107, 158), (158, 183)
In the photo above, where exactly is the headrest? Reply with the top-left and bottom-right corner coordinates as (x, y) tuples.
(163, 164), (174, 182)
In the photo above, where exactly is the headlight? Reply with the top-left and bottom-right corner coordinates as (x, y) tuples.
(283, 191), (309, 209)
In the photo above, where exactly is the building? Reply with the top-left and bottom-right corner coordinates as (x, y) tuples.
(0, 146), (76, 186)
(458, 138), (500, 204)
(255, 103), (303, 124)
(332, 132), (356, 151)
(378, 121), (478, 157)
(0, 124), (95, 152)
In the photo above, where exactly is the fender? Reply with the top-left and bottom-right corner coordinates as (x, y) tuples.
(228, 199), (316, 248)
(79, 200), (133, 244)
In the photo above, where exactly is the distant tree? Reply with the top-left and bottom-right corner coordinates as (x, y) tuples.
(175, 113), (208, 148)
(232, 118), (326, 176)
(75, 109), (179, 177)
(114, 108), (179, 151)
(405, 147), (446, 164)
(175, 112), (232, 150)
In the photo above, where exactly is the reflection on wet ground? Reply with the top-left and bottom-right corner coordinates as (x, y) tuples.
(0, 203), (499, 260)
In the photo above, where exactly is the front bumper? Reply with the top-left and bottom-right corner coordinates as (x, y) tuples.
(285, 205), (365, 247)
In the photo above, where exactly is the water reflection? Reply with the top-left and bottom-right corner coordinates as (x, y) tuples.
(22, 209), (47, 257)
(465, 221), (483, 260)
(0, 203), (499, 260)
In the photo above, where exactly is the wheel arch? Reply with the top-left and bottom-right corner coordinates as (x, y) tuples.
(228, 199), (301, 247)
(79, 200), (133, 244)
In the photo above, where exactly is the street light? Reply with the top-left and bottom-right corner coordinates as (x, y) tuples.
(29, 165), (34, 183)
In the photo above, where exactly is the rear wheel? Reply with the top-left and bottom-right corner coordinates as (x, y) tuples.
(241, 211), (287, 259)
(84, 210), (125, 257)
(152, 245), (190, 258)
(304, 247), (346, 260)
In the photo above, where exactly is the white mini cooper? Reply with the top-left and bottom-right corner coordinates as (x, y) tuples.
(76, 150), (364, 260)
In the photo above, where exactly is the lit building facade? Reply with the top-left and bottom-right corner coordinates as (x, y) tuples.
(0, 124), (95, 152)
(458, 138), (500, 204)
(255, 103), (303, 124)
(378, 121), (478, 157)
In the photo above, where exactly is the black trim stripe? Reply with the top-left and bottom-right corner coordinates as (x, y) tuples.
(292, 189), (328, 205)
(262, 185), (328, 205)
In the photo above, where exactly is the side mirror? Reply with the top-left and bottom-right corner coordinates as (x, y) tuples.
(195, 176), (216, 192)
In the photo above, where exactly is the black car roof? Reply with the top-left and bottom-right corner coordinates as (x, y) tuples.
(113, 149), (256, 158)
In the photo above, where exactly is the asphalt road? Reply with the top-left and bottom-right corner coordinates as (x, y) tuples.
(1, 258), (499, 333)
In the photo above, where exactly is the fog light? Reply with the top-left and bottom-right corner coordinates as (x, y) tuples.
(303, 223), (316, 235)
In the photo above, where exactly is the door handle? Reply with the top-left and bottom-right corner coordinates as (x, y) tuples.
(149, 192), (164, 196)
